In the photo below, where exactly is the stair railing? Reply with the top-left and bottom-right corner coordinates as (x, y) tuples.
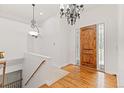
(25, 59), (46, 86)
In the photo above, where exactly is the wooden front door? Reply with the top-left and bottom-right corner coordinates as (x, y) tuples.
(80, 25), (96, 68)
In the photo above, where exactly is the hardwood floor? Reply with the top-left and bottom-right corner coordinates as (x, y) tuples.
(40, 64), (117, 88)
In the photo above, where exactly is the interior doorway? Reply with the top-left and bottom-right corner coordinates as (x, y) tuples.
(79, 23), (105, 71)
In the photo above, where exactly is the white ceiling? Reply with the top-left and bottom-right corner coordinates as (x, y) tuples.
(0, 4), (59, 25)
(0, 4), (101, 25)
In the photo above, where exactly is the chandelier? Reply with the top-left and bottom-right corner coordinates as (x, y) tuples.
(60, 4), (84, 25)
(28, 4), (40, 38)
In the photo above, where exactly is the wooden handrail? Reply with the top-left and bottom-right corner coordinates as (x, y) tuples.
(25, 60), (46, 86)
(0, 61), (6, 88)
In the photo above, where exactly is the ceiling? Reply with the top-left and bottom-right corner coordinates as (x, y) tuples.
(0, 4), (101, 25)
(0, 4), (59, 25)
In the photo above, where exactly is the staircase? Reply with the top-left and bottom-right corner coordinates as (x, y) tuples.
(23, 52), (69, 88)
(24, 59), (46, 86)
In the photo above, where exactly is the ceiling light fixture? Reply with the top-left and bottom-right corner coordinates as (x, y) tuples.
(60, 4), (84, 25)
(28, 4), (40, 38)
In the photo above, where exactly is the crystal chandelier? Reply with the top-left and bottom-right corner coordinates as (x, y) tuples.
(60, 4), (84, 25)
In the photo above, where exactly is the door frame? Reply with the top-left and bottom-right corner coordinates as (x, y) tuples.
(75, 23), (105, 72)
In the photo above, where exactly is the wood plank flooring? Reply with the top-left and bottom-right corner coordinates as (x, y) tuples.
(40, 64), (117, 88)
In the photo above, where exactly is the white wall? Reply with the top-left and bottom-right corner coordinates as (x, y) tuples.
(0, 17), (29, 74)
(27, 16), (72, 67)
(0, 17), (29, 60)
(118, 5), (124, 87)
(27, 5), (119, 74)
(69, 5), (118, 74)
